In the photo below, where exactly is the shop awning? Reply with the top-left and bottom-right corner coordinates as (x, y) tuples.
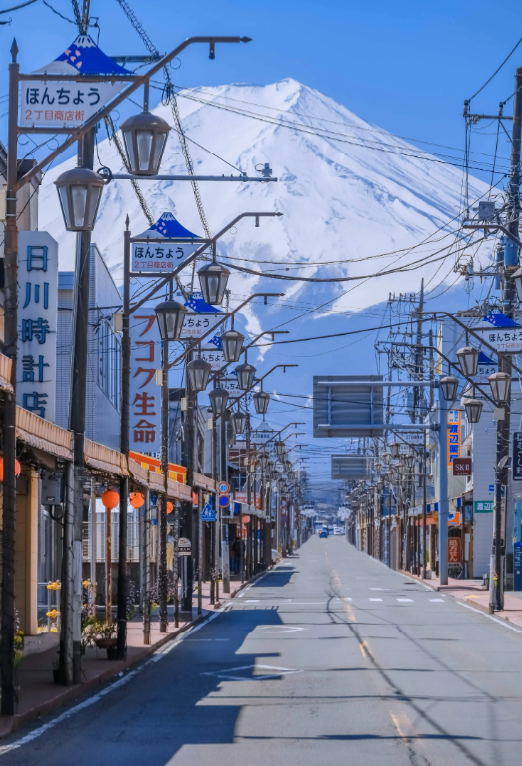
(85, 438), (128, 476)
(193, 472), (216, 492)
(16, 406), (73, 460)
(0, 352), (13, 393)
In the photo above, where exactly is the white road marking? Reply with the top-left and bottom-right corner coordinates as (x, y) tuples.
(201, 664), (302, 681)
(369, 598), (383, 602)
(257, 626), (307, 633)
(430, 598), (445, 602)
(245, 600), (260, 603)
(457, 601), (522, 633)
(397, 598), (413, 602)
(238, 593), (245, 598)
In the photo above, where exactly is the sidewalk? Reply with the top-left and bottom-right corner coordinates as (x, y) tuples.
(0, 576), (248, 739)
(400, 569), (522, 629)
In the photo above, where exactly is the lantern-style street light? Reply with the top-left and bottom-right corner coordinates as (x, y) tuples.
(154, 299), (188, 341)
(187, 357), (211, 393)
(374, 461), (382, 474)
(275, 440), (285, 459)
(464, 396), (483, 424)
(209, 386), (229, 417)
(235, 358), (256, 391)
(55, 167), (104, 232)
(456, 345), (480, 378)
(198, 245), (230, 305)
(220, 315), (245, 363)
(441, 375), (459, 402)
(258, 451), (270, 471)
(389, 441), (401, 458)
(232, 410), (247, 434)
(120, 111), (171, 176)
(488, 371), (511, 404)
(404, 453), (415, 471)
(253, 389), (270, 415)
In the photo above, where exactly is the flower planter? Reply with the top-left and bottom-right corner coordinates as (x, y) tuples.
(95, 636), (118, 659)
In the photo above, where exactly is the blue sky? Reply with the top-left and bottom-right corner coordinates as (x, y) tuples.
(0, 0), (520, 181)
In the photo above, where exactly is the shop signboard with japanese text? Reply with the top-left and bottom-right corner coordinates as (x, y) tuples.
(129, 312), (161, 454)
(20, 34), (132, 129)
(17, 232), (58, 422)
(131, 213), (204, 275)
(473, 310), (522, 353)
(447, 409), (460, 465)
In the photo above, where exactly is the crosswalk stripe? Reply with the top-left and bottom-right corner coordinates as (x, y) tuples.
(397, 598), (413, 602)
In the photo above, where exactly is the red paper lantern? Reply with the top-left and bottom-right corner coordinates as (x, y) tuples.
(242, 515), (251, 524)
(0, 457), (21, 482)
(102, 489), (120, 509)
(167, 501), (174, 514)
(129, 492), (145, 509)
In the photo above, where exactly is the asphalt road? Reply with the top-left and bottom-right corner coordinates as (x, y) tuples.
(3, 536), (522, 766)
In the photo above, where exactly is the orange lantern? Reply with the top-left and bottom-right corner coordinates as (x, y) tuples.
(129, 492), (144, 509)
(242, 515), (251, 524)
(0, 457), (21, 482)
(167, 501), (174, 514)
(101, 489), (120, 509)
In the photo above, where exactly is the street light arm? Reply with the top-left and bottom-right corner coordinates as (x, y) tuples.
(462, 222), (522, 249)
(130, 213), (283, 315)
(16, 36), (252, 191)
(209, 330), (290, 384)
(220, 364), (299, 414)
(167, 294), (284, 370)
(258, 422), (305, 446)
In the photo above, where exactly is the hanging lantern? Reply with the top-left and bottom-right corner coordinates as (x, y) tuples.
(374, 461), (382, 474)
(167, 501), (174, 514)
(220, 328), (245, 363)
(275, 440), (285, 459)
(0, 457), (21, 482)
(235, 360), (256, 391)
(154, 299), (187, 341)
(120, 111), (171, 176)
(198, 251), (230, 305)
(404, 454), (415, 471)
(209, 387), (229, 416)
(102, 489), (120, 509)
(440, 375), (459, 402)
(377, 479), (384, 490)
(389, 441), (401, 458)
(258, 451), (270, 471)
(55, 167), (104, 232)
(464, 397), (483, 424)
(456, 345), (479, 378)
(382, 451), (391, 465)
(488, 371), (511, 404)
(270, 470), (279, 480)
(253, 390), (270, 415)
(232, 411), (247, 434)
(187, 358), (211, 393)
(129, 492), (144, 508)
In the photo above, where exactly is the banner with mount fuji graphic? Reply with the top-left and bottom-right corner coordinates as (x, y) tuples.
(474, 310), (522, 353)
(20, 34), (132, 128)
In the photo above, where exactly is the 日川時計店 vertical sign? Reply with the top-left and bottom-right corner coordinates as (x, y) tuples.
(514, 432), (522, 481)
(447, 409), (460, 465)
(129, 312), (161, 455)
(17, 232), (58, 422)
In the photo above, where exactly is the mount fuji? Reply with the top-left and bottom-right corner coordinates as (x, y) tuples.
(38, 79), (490, 491)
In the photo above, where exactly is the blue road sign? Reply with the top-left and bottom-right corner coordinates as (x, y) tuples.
(201, 503), (216, 522)
(218, 494), (230, 508)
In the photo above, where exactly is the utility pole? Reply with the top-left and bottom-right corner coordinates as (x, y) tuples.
(490, 66), (522, 612)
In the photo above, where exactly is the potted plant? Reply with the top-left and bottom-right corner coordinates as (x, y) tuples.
(94, 622), (117, 659)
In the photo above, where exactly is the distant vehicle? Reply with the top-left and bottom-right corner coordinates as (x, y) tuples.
(319, 530), (328, 539)
(333, 527), (344, 535)
(327, 527), (335, 536)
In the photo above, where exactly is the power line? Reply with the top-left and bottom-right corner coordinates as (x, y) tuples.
(468, 34), (522, 103)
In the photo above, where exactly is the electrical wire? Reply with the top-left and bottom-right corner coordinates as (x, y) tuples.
(468, 34), (522, 103)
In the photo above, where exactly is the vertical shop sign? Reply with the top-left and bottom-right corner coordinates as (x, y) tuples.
(448, 409), (460, 465)
(129, 312), (161, 454)
(17, 232), (58, 422)
(513, 432), (522, 481)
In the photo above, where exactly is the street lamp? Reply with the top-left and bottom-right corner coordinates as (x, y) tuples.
(488, 371), (511, 404)
(440, 375), (459, 402)
(235, 359), (256, 391)
(55, 167), (104, 232)
(187, 357), (212, 393)
(220, 315), (245, 363)
(209, 386), (229, 417)
(456, 345), (479, 378)
(390, 441), (401, 458)
(198, 248), (230, 305)
(154, 299), (188, 341)
(232, 410), (247, 434)
(404, 454), (415, 471)
(464, 396), (483, 424)
(374, 461), (382, 474)
(258, 451), (270, 471)
(120, 111), (171, 176)
(275, 440), (285, 459)
(253, 389), (270, 415)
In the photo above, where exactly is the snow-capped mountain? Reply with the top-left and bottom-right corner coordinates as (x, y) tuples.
(38, 78), (490, 493)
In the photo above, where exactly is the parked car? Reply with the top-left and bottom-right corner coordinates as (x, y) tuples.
(334, 527), (345, 535)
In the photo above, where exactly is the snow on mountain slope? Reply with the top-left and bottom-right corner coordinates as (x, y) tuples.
(39, 78), (488, 322)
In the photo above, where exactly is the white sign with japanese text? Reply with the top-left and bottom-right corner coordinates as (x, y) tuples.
(475, 327), (522, 354)
(180, 314), (222, 340)
(131, 241), (200, 274)
(200, 347), (227, 371)
(220, 378), (243, 398)
(17, 232), (58, 422)
(20, 81), (123, 128)
(129, 312), (161, 454)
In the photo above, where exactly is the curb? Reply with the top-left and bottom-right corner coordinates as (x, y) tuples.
(0, 611), (208, 739)
(214, 566), (274, 608)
